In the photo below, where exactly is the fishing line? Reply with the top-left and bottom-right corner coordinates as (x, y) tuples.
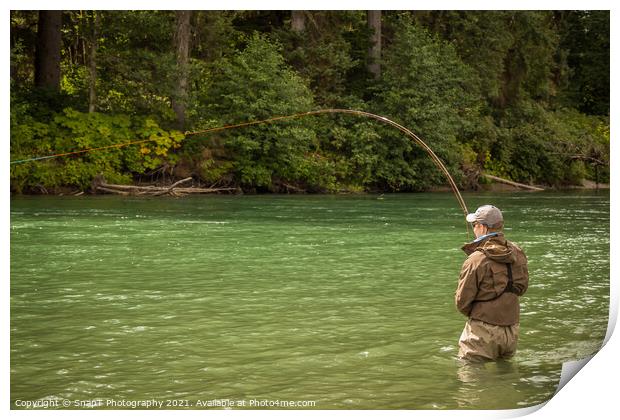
(10, 108), (471, 234)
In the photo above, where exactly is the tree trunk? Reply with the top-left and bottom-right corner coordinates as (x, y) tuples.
(88, 11), (99, 113)
(291, 11), (306, 33)
(34, 10), (62, 91)
(367, 10), (381, 79)
(172, 11), (192, 130)
(482, 174), (545, 191)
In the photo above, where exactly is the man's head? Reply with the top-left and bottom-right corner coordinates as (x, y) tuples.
(466, 205), (504, 237)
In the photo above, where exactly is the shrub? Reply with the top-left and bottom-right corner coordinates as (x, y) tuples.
(10, 108), (184, 192)
(200, 33), (322, 191)
(374, 21), (483, 191)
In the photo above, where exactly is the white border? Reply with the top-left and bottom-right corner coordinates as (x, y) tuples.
(5, 3), (617, 419)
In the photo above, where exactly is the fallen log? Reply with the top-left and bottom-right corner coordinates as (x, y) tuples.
(482, 174), (545, 191)
(157, 187), (237, 193)
(93, 176), (236, 196)
(95, 186), (130, 196)
(152, 177), (193, 196)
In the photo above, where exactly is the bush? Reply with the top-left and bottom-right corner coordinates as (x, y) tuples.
(10, 108), (184, 192)
(200, 33), (324, 191)
(485, 101), (610, 186)
(374, 21), (484, 191)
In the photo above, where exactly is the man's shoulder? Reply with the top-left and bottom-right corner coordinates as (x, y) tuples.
(506, 238), (521, 247)
(465, 250), (486, 264)
(507, 240), (527, 256)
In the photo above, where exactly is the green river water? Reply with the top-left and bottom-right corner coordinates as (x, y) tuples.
(10, 191), (609, 410)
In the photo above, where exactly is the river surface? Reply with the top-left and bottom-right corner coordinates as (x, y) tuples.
(10, 191), (610, 409)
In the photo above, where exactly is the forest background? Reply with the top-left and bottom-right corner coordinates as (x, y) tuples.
(9, 10), (610, 194)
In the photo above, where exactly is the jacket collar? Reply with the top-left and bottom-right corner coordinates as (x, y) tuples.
(461, 232), (504, 256)
(472, 232), (500, 244)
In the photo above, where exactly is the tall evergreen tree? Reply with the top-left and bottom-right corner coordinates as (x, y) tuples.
(34, 10), (62, 91)
(172, 10), (192, 129)
(367, 10), (381, 79)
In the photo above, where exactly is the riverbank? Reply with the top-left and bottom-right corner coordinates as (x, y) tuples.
(11, 179), (609, 197)
(479, 180), (609, 192)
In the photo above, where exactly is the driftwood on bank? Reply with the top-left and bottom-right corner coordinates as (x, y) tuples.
(93, 176), (236, 196)
(482, 174), (545, 191)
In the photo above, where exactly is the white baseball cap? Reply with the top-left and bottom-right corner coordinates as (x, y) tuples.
(466, 205), (503, 228)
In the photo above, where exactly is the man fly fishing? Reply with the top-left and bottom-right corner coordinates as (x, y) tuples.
(455, 205), (529, 362)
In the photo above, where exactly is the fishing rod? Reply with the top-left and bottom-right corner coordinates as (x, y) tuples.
(11, 108), (471, 233)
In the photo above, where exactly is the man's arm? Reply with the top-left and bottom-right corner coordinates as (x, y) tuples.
(455, 256), (480, 317)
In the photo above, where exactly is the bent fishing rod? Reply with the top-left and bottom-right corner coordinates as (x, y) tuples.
(11, 108), (471, 232)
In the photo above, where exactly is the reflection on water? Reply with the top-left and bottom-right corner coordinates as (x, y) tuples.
(10, 191), (609, 409)
(455, 359), (520, 409)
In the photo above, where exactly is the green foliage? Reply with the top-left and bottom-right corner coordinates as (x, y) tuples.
(10, 108), (184, 192)
(411, 11), (608, 187)
(414, 11), (512, 102)
(374, 21), (483, 190)
(484, 100), (609, 185)
(9, 10), (610, 194)
(322, 120), (382, 188)
(557, 11), (610, 115)
(82, 11), (179, 123)
(414, 11), (561, 107)
(201, 34), (324, 191)
(275, 11), (363, 108)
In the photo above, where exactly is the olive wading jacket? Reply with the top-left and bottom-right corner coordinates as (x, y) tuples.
(455, 233), (529, 326)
